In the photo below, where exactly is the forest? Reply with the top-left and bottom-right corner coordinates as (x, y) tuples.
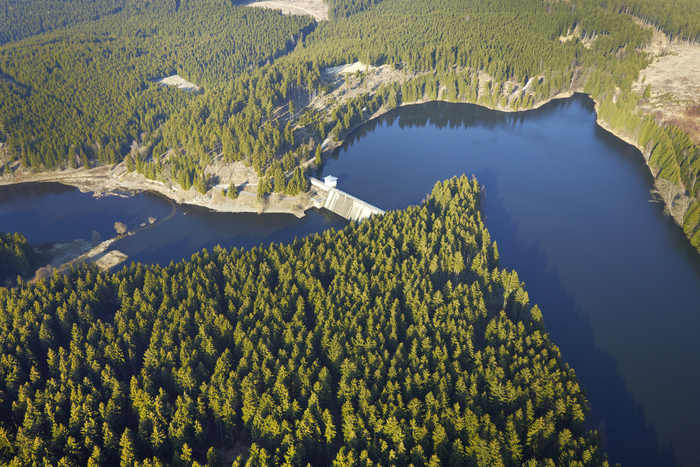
(0, 0), (315, 169)
(0, 232), (38, 285)
(0, 176), (610, 466)
(1, 0), (700, 463)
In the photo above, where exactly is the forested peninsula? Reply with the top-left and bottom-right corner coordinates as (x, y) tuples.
(0, 176), (611, 466)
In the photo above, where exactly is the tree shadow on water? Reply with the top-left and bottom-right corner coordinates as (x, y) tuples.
(478, 170), (679, 467)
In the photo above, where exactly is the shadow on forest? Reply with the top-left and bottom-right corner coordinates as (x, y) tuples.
(476, 169), (679, 467)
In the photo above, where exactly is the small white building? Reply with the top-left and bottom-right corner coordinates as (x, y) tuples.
(323, 175), (338, 188)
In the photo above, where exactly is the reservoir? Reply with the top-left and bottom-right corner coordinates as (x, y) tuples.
(1, 94), (699, 467)
(0, 182), (348, 265)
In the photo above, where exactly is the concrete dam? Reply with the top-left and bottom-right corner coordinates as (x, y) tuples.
(309, 177), (385, 222)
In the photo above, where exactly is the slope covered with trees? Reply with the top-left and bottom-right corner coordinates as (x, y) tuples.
(0, 176), (609, 466)
(0, 0), (314, 170)
(325, 0), (384, 21)
(0, 231), (38, 285)
(1, 0), (699, 252)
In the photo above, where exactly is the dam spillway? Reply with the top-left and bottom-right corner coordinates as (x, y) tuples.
(309, 177), (385, 222)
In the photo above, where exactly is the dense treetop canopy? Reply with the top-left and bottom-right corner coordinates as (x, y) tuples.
(0, 0), (314, 169)
(0, 231), (38, 285)
(0, 176), (609, 466)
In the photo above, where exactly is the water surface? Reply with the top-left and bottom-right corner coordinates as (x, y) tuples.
(0, 182), (348, 265)
(318, 95), (700, 467)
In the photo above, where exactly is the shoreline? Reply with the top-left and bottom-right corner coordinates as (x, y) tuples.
(0, 90), (646, 218)
(0, 162), (317, 218)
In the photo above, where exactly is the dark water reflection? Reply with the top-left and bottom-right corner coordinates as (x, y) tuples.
(318, 95), (700, 467)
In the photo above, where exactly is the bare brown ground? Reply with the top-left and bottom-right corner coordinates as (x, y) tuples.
(558, 25), (595, 49)
(633, 28), (700, 145)
(245, 0), (328, 21)
(32, 238), (128, 282)
(0, 156), (312, 218)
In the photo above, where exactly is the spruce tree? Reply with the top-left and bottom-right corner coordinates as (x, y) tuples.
(315, 145), (322, 166)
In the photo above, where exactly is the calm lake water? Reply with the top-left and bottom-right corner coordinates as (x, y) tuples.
(0, 182), (348, 265)
(1, 94), (699, 466)
(318, 95), (700, 467)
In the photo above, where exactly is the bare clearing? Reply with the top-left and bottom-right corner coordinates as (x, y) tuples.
(558, 26), (595, 49)
(156, 75), (200, 92)
(294, 62), (406, 152)
(32, 238), (128, 282)
(634, 28), (700, 144)
(315, 62), (400, 107)
(245, 0), (328, 21)
(326, 62), (374, 75)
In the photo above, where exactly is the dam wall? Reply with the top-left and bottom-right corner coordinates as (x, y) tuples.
(309, 177), (385, 222)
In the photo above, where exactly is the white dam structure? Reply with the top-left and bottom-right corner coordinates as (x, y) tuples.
(309, 177), (385, 222)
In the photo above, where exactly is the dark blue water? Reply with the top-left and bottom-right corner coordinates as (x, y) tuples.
(0, 182), (349, 265)
(317, 95), (700, 467)
(2, 94), (699, 466)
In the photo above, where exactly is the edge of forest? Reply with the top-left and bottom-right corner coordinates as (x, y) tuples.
(0, 88), (601, 217)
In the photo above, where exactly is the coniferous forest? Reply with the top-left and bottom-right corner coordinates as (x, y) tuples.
(0, 176), (609, 466)
(0, 232), (38, 285)
(2, 0), (700, 465)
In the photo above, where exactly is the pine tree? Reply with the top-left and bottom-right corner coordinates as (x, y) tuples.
(120, 429), (135, 467)
(272, 161), (285, 193)
(315, 145), (322, 166)
(387, 89), (398, 109)
(228, 182), (238, 199)
(257, 177), (271, 201)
